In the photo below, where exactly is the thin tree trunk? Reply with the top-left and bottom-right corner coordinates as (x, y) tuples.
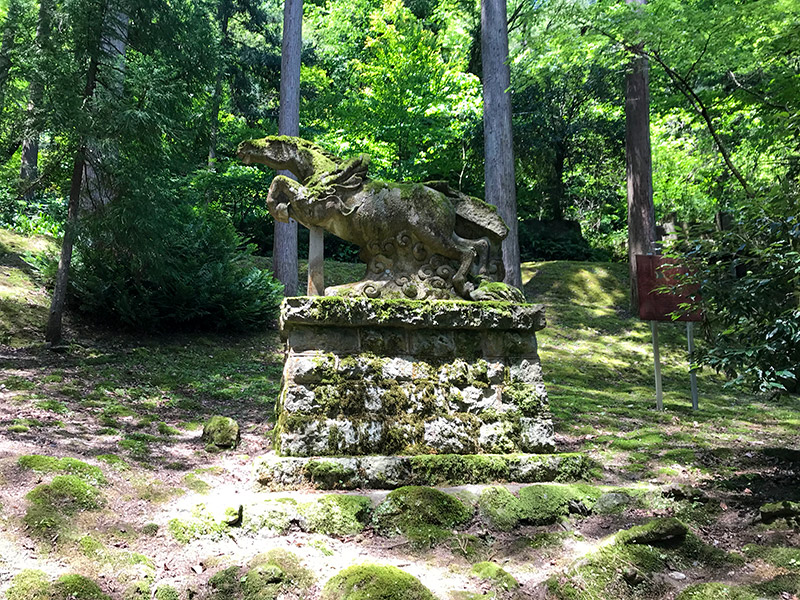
(273, 0), (302, 297)
(0, 0), (23, 110)
(626, 48), (656, 311)
(46, 53), (99, 345)
(20, 0), (53, 194)
(208, 0), (231, 170)
(481, 0), (522, 289)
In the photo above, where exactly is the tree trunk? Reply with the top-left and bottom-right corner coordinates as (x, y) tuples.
(80, 8), (128, 212)
(208, 0), (231, 170)
(272, 0), (302, 297)
(46, 53), (99, 345)
(20, 0), (53, 194)
(481, 0), (521, 289)
(0, 0), (23, 110)
(626, 48), (657, 312)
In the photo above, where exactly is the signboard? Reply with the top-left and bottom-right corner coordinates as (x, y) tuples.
(636, 255), (702, 322)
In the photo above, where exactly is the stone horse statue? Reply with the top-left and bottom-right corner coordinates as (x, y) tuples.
(238, 136), (521, 301)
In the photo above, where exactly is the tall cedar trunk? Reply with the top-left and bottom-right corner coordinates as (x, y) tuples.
(208, 0), (231, 169)
(0, 0), (23, 110)
(626, 0), (656, 312)
(45, 55), (99, 345)
(481, 0), (522, 289)
(272, 0), (302, 297)
(81, 9), (128, 212)
(626, 50), (656, 311)
(20, 0), (53, 193)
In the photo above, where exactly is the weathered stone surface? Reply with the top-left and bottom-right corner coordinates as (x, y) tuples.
(594, 491), (634, 514)
(281, 297), (546, 333)
(253, 452), (593, 490)
(273, 297), (554, 457)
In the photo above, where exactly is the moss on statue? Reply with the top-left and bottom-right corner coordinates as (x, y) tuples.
(321, 564), (436, 600)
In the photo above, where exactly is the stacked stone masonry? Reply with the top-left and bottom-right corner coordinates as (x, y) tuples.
(275, 297), (555, 457)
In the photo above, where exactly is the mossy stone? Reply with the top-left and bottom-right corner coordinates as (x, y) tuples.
(478, 486), (521, 531)
(321, 564), (436, 600)
(373, 486), (471, 547)
(615, 517), (687, 545)
(517, 484), (599, 525)
(52, 574), (110, 600)
(123, 581), (151, 600)
(300, 494), (372, 536)
(471, 562), (519, 591)
(202, 416), (240, 451)
(209, 566), (241, 599)
(6, 569), (51, 600)
(24, 475), (106, 536)
(249, 549), (314, 590)
(305, 460), (357, 489)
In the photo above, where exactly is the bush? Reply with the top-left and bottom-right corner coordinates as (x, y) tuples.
(71, 184), (283, 330)
(678, 212), (800, 392)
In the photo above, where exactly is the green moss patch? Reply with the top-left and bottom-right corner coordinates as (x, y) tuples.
(321, 564), (436, 600)
(6, 570), (51, 600)
(208, 549), (314, 600)
(300, 494), (372, 536)
(52, 574), (110, 600)
(675, 583), (757, 600)
(18, 455), (107, 485)
(154, 586), (180, 600)
(202, 415), (241, 451)
(24, 475), (106, 536)
(517, 483), (600, 525)
(478, 486), (521, 531)
(168, 504), (229, 543)
(373, 486), (471, 547)
(546, 519), (738, 600)
(743, 544), (800, 570)
(471, 562), (519, 591)
(305, 460), (357, 489)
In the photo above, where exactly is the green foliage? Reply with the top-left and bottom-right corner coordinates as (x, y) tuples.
(678, 212), (800, 392)
(72, 192), (283, 331)
(321, 564), (436, 600)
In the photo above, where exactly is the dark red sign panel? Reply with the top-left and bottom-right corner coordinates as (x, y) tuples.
(636, 255), (702, 322)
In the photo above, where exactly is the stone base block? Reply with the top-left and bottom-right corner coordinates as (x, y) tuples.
(253, 452), (593, 490)
(275, 297), (555, 457)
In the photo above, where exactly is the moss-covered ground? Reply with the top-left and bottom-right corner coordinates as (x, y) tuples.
(0, 228), (798, 599)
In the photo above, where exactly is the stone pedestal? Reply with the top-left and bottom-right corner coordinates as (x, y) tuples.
(274, 297), (555, 457)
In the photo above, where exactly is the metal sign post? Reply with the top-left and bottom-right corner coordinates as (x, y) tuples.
(651, 321), (663, 411)
(687, 321), (699, 410)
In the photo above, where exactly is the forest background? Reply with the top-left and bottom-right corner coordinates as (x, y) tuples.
(0, 0), (797, 390)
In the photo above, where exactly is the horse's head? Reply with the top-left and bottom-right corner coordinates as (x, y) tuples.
(237, 137), (298, 171)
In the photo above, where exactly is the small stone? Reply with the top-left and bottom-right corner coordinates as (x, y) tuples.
(202, 416), (240, 450)
(668, 571), (686, 581)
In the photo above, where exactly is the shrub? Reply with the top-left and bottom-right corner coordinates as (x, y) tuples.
(71, 185), (283, 331)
